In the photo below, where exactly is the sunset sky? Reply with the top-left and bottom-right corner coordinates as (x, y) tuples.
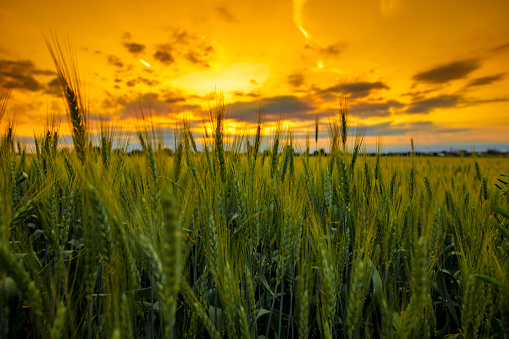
(1, 0), (508, 151)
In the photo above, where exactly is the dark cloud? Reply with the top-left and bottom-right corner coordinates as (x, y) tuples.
(227, 95), (316, 122)
(493, 43), (509, 52)
(172, 29), (191, 45)
(467, 97), (509, 105)
(215, 6), (236, 23)
(320, 81), (389, 99)
(124, 42), (145, 54)
(413, 59), (481, 84)
(349, 100), (404, 118)
(151, 29), (215, 69)
(0, 59), (55, 92)
(122, 32), (132, 40)
(250, 79), (258, 85)
(232, 90), (261, 98)
(288, 73), (305, 87)
(140, 93), (159, 101)
(105, 92), (199, 120)
(404, 94), (461, 114)
(186, 51), (210, 67)
(320, 43), (344, 56)
(33, 69), (56, 76)
(366, 120), (468, 136)
(153, 50), (175, 65)
(400, 88), (438, 101)
(46, 77), (61, 95)
(126, 77), (160, 87)
(181, 104), (201, 110)
(165, 97), (186, 104)
(465, 73), (505, 87)
(107, 55), (123, 68)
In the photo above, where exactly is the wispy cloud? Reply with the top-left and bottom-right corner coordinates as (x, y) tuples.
(228, 95), (317, 122)
(107, 55), (123, 68)
(0, 59), (55, 92)
(153, 50), (175, 65)
(465, 73), (505, 87)
(404, 94), (461, 114)
(215, 6), (237, 23)
(319, 81), (389, 99)
(366, 120), (468, 136)
(349, 100), (404, 118)
(288, 73), (305, 87)
(413, 59), (481, 84)
(124, 42), (145, 54)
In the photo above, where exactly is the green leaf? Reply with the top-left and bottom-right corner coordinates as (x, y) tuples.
(495, 222), (509, 240)
(436, 270), (460, 325)
(29, 229), (44, 242)
(474, 274), (504, 287)
(255, 308), (272, 320)
(362, 261), (384, 323)
(132, 287), (153, 299)
(493, 206), (509, 220)
(260, 274), (275, 296)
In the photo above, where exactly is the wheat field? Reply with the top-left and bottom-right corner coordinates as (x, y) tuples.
(1, 44), (509, 339)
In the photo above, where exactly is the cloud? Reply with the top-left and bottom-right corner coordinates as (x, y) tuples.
(413, 59), (481, 84)
(153, 50), (175, 65)
(320, 43), (344, 56)
(465, 73), (505, 87)
(165, 97), (186, 104)
(493, 43), (509, 52)
(181, 104), (201, 110)
(288, 73), (305, 87)
(232, 90), (261, 98)
(400, 88), (438, 101)
(227, 95), (316, 122)
(467, 97), (509, 105)
(320, 81), (389, 99)
(107, 55), (123, 68)
(46, 77), (61, 95)
(250, 79), (259, 85)
(349, 100), (404, 118)
(124, 42), (145, 54)
(185, 50), (211, 67)
(404, 94), (461, 114)
(0, 59), (55, 92)
(126, 77), (160, 87)
(172, 29), (191, 45)
(152, 30), (215, 68)
(215, 6), (237, 23)
(366, 120), (468, 136)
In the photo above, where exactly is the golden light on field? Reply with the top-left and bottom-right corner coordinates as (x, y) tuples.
(0, 0), (508, 150)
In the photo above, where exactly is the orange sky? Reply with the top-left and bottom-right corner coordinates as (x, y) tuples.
(1, 0), (508, 150)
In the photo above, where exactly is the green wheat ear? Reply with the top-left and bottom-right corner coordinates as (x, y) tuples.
(45, 36), (87, 164)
